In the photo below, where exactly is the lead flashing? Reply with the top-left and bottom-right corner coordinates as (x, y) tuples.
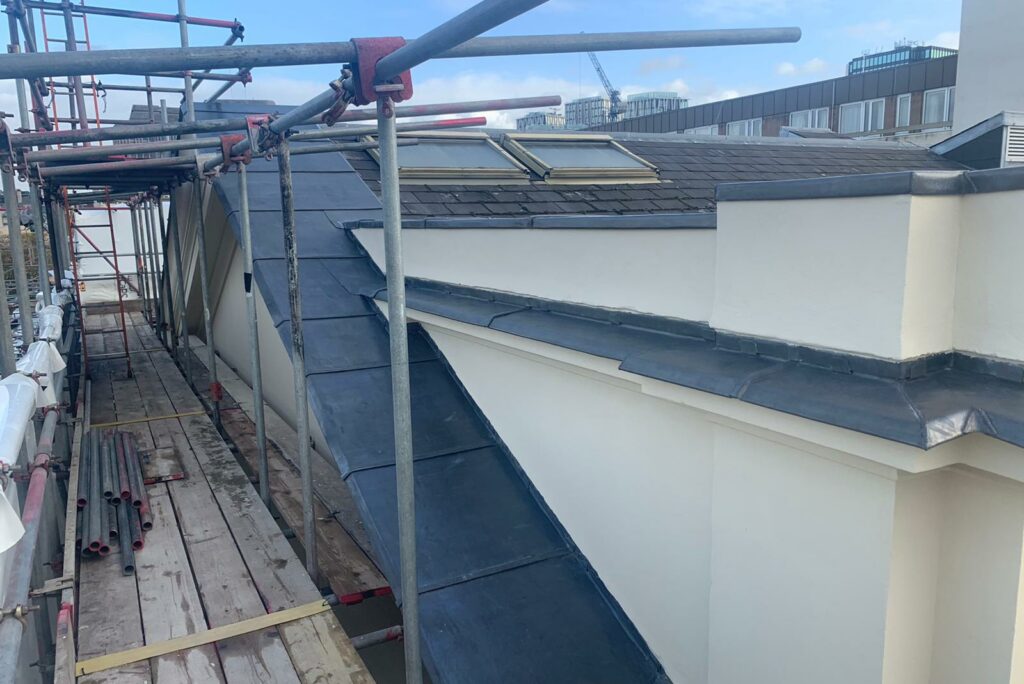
(343, 212), (717, 230)
(717, 166), (1024, 202)
(394, 278), (1024, 451)
(716, 170), (968, 202)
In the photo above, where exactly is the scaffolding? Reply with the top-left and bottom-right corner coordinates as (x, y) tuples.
(0, 1), (803, 681)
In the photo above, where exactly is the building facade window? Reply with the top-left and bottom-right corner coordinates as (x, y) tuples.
(789, 107), (830, 129)
(896, 94), (912, 129)
(923, 86), (955, 124)
(683, 125), (719, 136)
(725, 118), (762, 136)
(839, 99), (885, 134)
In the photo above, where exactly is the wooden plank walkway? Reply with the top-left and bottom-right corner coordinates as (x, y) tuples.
(185, 333), (386, 600)
(72, 310), (372, 683)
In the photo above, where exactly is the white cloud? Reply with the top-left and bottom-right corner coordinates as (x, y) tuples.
(844, 19), (896, 39)
(638, 55), (685, 76)
(775, 57), (829, 77)
(929, 30), (960, 49)
(689, 0), (791, 20)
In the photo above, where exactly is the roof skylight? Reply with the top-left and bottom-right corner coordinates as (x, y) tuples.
(365, 131), (530, 184)
(500, 133), (659, 184)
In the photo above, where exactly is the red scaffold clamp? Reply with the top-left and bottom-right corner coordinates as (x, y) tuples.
(345, 36), (414, 108)
(218, 133), (248, 172)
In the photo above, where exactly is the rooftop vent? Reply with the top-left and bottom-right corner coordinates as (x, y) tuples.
(1004, 125), (1024, 165)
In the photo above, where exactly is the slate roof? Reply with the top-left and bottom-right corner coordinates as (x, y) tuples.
(344, 132), (965, 217)
(196, 100), (669, 684)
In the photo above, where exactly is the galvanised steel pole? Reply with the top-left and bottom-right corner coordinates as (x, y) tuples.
(193, 180), (218, 425)
(277, 140), (316, 583)
(129, 205), (149, 322)
(143, 200), (161, 330)
(0, 28), (802, 78)
(147, 201), (163, 338)
(28, 186), (49, 304)
(0, 407), (61, 670)
(60, 0), (89, 130)
(171, 188), (191, 386)
(375, 0), (548, 83)
(139, 201), (154, 325)
(177, 0), (196, 128)
(12, 118), (249, 148)
(10, 96), (560, 149)
(25, 136), (219, 162)
(37, 156), (194, 177)
(4, 1), (241, 30)
(0, 234), (16, 375)
(3, 164), (34, 346)
(287, 116), (486, 142)
(376, 86), (420, 684)
(238, 163), (269, 507)
(156, 195), (174, 351)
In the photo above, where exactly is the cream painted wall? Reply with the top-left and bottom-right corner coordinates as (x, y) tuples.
(409, 311), (1024, 684)
(707, 425), (894, 684)
(426, 326), (714, 684)
(425, 322), (918, 684)
(953, 0), (1024, 133)
(714, 196), (914, 359)
(353, 228), (717, 322)
(901, 196), (961, 359)
(929, 468), (1024, 684)
(206, 231), (329, 453)
(954, 190), (1024, 362)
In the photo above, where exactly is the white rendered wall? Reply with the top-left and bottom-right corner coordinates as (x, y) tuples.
(353, 228), (717, 322)
(707, 426), (894, 684)
(713, 196), (915, 359)
(954, 190), (1024, 362)
(207, 233), (329, 453)
(929, 468), (1024, 684)
(953, 0), (1024, 133)
(901, 196), (961, 359)
(425, 322), (908, 684)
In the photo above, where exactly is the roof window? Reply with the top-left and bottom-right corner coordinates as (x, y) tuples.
(365, 131), (530, 184)
(500, 133), (659, 184)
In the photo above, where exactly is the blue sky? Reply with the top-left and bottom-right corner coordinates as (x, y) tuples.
(10, 0), (963, 128)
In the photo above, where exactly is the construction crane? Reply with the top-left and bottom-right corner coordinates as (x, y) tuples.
(588, 51), (622, 123)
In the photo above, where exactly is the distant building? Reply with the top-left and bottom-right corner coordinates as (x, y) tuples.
(625, 92), (687, 119)
(593, 52), (959, 143)
(847, 44), (958, 75)
(516, 110), (566, 131)
(565, 96), (610, 129)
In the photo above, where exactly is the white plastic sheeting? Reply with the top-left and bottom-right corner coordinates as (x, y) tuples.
(35, 305), (63, 343)
(0, 375), (38, 555)
(16, 342), (66, 407)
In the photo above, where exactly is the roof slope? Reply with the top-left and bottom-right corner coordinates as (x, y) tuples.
(345, 133), (964, 217)
(196, 101), (668, 683)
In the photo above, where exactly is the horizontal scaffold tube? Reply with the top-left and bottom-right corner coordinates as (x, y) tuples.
(27, 137), (219, 163)
(10, 95), (561, 149)
(0, 28), (801, 79)
(38, 156), (194, 178)
(1, 0), (241, 30)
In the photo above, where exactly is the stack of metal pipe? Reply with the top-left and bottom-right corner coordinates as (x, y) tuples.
(75, 431), (151, 575)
